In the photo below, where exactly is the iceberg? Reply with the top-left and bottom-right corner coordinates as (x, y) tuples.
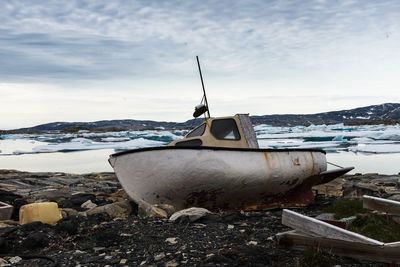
(31, 138), (165, 153)
(2, 122), (400, 156)
(350, 144), (400, 154)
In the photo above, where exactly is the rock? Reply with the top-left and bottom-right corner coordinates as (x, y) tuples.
(388, 194), (400, 202)
(154, 204), (176, 217)
(21, 221), (48, 231)
(28, 188), (72, 203)
(0, 258), (7, 265)
(165, 237), (178, 244)
(8, 256), (22, 264)
(61, 208), (80, 218)
(169, 207), (212, 223)
(81, 200), (97, 209)
(61, 193), (97, 211)
(154, 252), (165, 261)
(247, 241), (258, 246)
(0, 237), (8, 254)
(138, 201), (168, 218)
(56, 216), (79, 235)
(166, 260), (179, 267)
(315, 213), (335, 220)
(23, 232), (49, 250)
(10, 198), (28, 221)
(86, 200), (132, 218)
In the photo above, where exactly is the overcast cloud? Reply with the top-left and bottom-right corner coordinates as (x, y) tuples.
(1, 0), (399, 129)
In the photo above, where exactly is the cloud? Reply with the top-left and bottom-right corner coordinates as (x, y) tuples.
(0, 0), (399, 128)
(1, 0), (399, 82)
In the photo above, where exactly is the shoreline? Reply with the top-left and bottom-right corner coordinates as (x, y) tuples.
(1, 170), (398, 266)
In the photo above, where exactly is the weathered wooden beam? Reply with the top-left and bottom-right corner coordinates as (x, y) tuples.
(281, 209), (383, 245)
(0, 201), (13, 221)
(363, 195), (400, 216)
(276, 230), (400, 264)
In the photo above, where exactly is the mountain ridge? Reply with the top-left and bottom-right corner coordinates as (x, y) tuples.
(7, 103), (400, 133)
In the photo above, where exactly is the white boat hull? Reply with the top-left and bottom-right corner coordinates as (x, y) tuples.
(109, 147), (340, 211)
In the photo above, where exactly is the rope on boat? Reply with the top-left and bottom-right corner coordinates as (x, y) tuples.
(327, 161), (344, 168)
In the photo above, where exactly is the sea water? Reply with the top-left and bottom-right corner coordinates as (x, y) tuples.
(1, 123), (400, 174)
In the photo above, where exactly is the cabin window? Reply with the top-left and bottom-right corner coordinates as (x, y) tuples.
(175, 139), (203, 147)
(186, 123), (206, 138)
(210, 119), (241, 140)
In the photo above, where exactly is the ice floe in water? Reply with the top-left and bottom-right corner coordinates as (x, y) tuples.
(2, 123), (400, 155)
(31, 138), (164, 153)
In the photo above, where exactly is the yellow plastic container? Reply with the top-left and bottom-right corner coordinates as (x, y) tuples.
(19, 202), (62, 225)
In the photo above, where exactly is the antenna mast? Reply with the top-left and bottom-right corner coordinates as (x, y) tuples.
(196, 56), (211, 118)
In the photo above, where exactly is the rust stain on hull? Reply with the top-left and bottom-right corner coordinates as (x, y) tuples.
(263, 152), (272, 169)
(183, 174), (322, 212)
(310, 152), (315, 175)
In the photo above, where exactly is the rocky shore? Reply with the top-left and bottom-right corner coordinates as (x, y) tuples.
(1, 169), (399, 266)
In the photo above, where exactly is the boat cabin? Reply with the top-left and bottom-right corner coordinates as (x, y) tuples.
(168, 114), (259, 149)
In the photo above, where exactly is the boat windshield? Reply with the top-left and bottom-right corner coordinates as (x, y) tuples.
(175, 139), (203, 146)
(186, 123), (206, 138)
(210, 119), (241, 140)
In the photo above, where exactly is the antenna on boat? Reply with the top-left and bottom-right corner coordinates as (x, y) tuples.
(193, 56), (211, 119)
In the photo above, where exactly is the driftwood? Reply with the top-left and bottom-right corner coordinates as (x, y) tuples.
(276, 230), (400, 264)
(277, 195), (400, 264)
(363, 195), (400, 216)
(282, 209), (382, 245)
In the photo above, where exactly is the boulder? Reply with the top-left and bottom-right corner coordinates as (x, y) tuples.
(27, 188), (72, 203)
(61, 208), (80, 218)
(154, 204), (176, 217)
(169, 207), (212, 223)
(138, 201), (167, 219)
(81, 200), (97, 210)
(86, 200), (132, 218)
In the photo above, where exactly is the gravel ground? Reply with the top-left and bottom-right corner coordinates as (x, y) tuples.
(0, 170), (391, 266)
(0, 196), (382, 267)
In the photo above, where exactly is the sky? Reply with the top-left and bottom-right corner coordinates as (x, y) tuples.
(1, 0), (399, 129)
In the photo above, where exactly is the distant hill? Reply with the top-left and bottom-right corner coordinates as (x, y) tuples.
(7, 103), (400, 133)
(251, 103), (400, 126)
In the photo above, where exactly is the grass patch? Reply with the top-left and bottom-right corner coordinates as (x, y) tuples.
(349, 213), (400, 243)
(299, 247), (339, 267)
(322, 199), (368, 219)
(321, 199), (400, 242)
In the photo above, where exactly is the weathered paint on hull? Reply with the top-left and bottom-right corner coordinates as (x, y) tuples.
(109, 147), (327, 211)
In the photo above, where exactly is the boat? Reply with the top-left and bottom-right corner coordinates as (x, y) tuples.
(108, 57), (353, 211)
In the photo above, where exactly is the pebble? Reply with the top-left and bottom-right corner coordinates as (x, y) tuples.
(81, 199), (97, 209)
(247, 241), (258, 246)
(0, 170), (391, 266)
(9, 256), (22, 264)
(165, 237), (178, 244)
(165, 260), (179, 267)
(154, 252), (166, 261)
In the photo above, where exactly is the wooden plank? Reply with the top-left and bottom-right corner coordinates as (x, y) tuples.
(282, 209), (383, 245)
(0, 201), (13, 221)
(276, 230), (400, 264)
(384, 241), (400, 248)
(363, 195), (400, 216)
